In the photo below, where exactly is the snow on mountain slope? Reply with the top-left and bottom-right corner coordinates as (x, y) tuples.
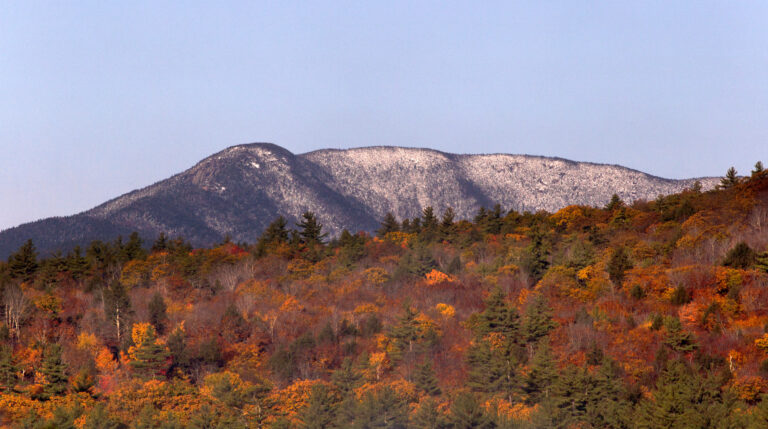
(0, 143), (718, 257)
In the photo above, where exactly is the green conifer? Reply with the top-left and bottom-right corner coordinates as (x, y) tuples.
(40, 343), (68, 399)
(415, 360), (441, 396)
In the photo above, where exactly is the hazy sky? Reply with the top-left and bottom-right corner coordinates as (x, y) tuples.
(1, 2), (767, 231)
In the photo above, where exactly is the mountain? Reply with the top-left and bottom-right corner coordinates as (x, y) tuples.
(0, 143), (718, 257)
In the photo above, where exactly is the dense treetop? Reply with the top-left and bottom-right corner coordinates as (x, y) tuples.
(0, 167), (767, 427)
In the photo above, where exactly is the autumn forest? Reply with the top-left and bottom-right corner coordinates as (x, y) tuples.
(3, 166), (768, 428)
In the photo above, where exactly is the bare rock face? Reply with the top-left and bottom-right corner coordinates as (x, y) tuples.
(0, 143), (718, 257)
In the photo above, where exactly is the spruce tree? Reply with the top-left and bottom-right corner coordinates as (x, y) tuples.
(605, 194), (624, 211)
(104, 280), (132, 346)
(0, 345), (18, 392)
(522, 342), (556, 404)
(723, 241), (757, 269)
(256, 216), (290, 255)
(411, 397), (446, 429)
(148, 292), (168, 335)
(298, 384), (336, 429)
(720, 166), (739, 188)
(522, 294), (556, 346)
(414, 360), (441, 396)
(522, 229), (549, 282)
(607, 246), (632, 287)
(332, 358), (362, 394)
(440, 208), (456, 241)
(352, 386), (409, 429)
(8, 239), (38, 282)
(129, 324), (170, 380)
(378, 212), (400, 237)
(297, 211), (328, 245)
(448, 392), (495, 429)
(753, 161), (765, 176)
(40, 343), (68, 399)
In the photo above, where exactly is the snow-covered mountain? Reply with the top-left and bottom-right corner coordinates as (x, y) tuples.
(0, 143), (718, 257)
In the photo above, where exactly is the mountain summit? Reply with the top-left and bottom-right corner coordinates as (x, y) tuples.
(0, 143), (717, 257)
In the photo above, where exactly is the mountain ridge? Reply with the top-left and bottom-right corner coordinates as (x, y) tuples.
(0, 143), (719, 258)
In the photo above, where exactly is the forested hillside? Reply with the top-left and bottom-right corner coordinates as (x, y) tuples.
(0, 165), (767, 428)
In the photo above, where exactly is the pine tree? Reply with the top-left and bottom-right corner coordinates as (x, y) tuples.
(298, 384), (336, 429)
(448, 392), (495, 429)
(389, 305), (427, 362)
(332, 358), (362, 394)
(129, 324), (170, 380)
(40, 343), (68, 399)
(83, 404), (123, 429)
(662, 318), (697, 352)
(221, 304), (250, 343)
(411, 398), (447, 429)
(8, 239), (38, 282)
(440, 208), (456, 241)
(421, 206), (439, 242)
(378, 212), (400, 237)
(415, 360), (441, 396)
(757, 251), (768, 274)
(256, 216), (290, 256)
(605, 194), (624, 211)
(522, 229), (549, 282)
(0, 345), (18, 392)
(522, 295), (556, 346)
(753, 161), (765, 176)
(104, 280), (132, 346)
(723, 241), (756, 269)
(352, 386), (409, 429)
(151, 232), (169, 252)
(607, 246), (632, 287)
(297, 211), (328, 245)
(148, 292), (168, 335)
(466, 288), (524, 399)
(720, 166), (739, 188)
(522, 342), (556, 404)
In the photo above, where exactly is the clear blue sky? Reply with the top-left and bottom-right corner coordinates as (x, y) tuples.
(1, 1), (767, 230)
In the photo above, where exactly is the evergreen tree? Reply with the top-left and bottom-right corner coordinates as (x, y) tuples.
(297, 211), (328, 245)
(411, 397), (447, 429)
(40, 343), (68, 399)
(332, 357), (363, 394)
(606, 246), (632, 287)
(522, 295), (556, 346)
(421, 206), (439, 242)
(522, 342), (556, 404)
(662, 317), (697, 352)
(352, 386), (409, 429)
(636, 360), (732, 428)
(440, 208), (456, 241)
(256, 216), (290, 256)
(148, 292), (168, 335)
(166, 326), (190, 375)
(120, 231), (146, 262)
(129, 324), (170, 380)
(378, 212), (400, 237)
(466, 288), (524, 399)
(723, 241), (757, 269)
(8, 239), (38, 282)
(151, 232), (169, 252)
(605, 193), (624, 211)
(298, 384), (336, 429)
(448, 392), (495, 429)
(83, 404), (123, 429)
(720, 166), (739, 188)
(221, 304), (250, 343)
(414, 360), (441, 396)
(104, 280), (132, 346)
(753, 161), (765, 176)
(757, 251), (768, 274)
(0, 345), (18, 392)
(522, 229), (549, 282)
